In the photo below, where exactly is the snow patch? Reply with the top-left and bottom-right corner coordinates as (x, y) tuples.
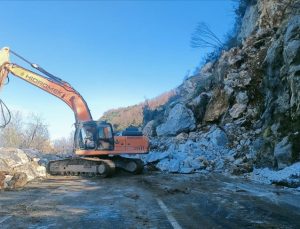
(250, 162), (300, 187)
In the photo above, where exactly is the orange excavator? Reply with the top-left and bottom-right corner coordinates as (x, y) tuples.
(0, 47), (149, 177)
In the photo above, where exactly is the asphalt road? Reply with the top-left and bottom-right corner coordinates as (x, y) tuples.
(0, 172), (300, 229)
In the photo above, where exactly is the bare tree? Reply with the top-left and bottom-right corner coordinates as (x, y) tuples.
(52, 131), (74, 155)
(191, 22), (223, 49)
(21, 113), (50, 151)
(0, 111), (24, 147)
(0, 111), (52, 152)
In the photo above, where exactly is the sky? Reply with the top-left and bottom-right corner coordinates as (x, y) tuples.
(0, 0), (236, 140)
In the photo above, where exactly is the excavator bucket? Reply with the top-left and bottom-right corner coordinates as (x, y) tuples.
(0, 47), (10, 91)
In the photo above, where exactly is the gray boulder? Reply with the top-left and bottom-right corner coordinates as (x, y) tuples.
(0, 148), (47, 190)
(142, 120), (156, 137)
(206, 127), (228, 147)
(156, 104), (196, 136)
(144, 151), (170, 163)
(156, 158), (181, 173)
(0, 148), (30, 169)
(7, 172), (28, 189)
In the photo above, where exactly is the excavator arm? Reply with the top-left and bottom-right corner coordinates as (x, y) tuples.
(0, 47), (92, 123)
(0, 46), (149, 176)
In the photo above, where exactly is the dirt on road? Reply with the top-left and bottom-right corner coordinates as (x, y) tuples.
(0, 172), (299, 229)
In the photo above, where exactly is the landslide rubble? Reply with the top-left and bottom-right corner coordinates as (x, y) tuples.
(0, 148), (60, 190)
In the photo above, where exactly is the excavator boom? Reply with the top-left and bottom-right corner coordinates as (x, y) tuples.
(0, 47), (92, 122)
(0, 47), (149, 177)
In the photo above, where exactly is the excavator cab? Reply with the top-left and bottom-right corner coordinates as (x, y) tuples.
(74, 121), (114, 151)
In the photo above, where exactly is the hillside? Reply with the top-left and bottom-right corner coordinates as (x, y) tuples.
(100, 90), (177, 131)
(102, 0), (300, 186)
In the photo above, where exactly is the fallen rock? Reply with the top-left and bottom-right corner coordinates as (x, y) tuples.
(0, 148), (30, 169)
(206, 126), (228, 147)
(174, 132), (189, 144)
(180, 70), (214, 99)
(144, 151), (170, 163)
(145, 125), (234, 174)
(180, 167), (194, 174)
(8, 172), (28, 189)
(250, 162), (300, 188)
(0, 148), (48, 190)
(142, 120), (156, 137)
(4, 174), (13, 189)
(23, 149), (62, 167)
(0, 159), (10, 172)
(156, 158), (181, 173)
(231, 162), (253, 175)
(156, 104), (196, 136)
(0, 171), (6, 189)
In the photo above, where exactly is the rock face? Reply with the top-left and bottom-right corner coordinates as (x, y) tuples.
(204, 89), (229, 122)
(257, 0), (294, 30)
(260, 12), (300, 169)
(179, 65), (214, 100)
(91, 0), (300, 188)
(237, 2), (258, 42)
(0, 148), (47, 190)
(141, 0), (300, 184)
(188, 93), (210, 123)
(274, 137), (293, 169)
(156, 104), (196, 136)
(229, 104), (247, 119)
(284, 15), (300, 111)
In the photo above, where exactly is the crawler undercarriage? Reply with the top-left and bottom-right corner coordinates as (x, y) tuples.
(47, 157), (144, 177)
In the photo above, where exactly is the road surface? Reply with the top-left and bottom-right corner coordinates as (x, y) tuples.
(0, 172), (299, 228)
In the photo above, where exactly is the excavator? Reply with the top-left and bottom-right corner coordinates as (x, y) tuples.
(0, 47), (149, 177)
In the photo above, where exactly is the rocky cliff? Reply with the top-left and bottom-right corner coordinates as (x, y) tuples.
(132, 0), (300, 187)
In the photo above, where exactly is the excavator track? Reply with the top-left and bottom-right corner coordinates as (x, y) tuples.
(47, 157), (144, 177)
(47, 157), (115, 178)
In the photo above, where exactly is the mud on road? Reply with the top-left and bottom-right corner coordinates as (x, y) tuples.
(0, 172), (299, 229)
